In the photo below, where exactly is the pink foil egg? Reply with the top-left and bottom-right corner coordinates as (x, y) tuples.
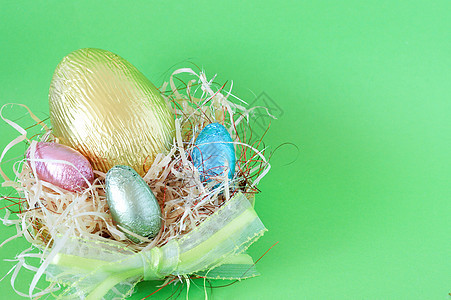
(26, 142), (94, 192)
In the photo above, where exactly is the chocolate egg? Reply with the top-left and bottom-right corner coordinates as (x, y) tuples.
(26, 142), (94, 192)
(105, 165), (161, 243)
(192, 123), (236, 182)
(49, 48), (175, 176)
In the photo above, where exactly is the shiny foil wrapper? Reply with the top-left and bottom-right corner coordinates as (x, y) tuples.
(192, 123), (236, 182)
(26, 142), (94, 192)
(105, 165), (162, 243)
(49, 48), (175, 175)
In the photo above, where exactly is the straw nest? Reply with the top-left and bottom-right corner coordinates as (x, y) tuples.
(3, 68), (271, 254)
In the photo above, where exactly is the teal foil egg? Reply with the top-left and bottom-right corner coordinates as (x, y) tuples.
(192, 123), (236, 182)
(105, 165), (161, 243)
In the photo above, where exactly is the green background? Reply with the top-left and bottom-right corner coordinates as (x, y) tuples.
(0, 1), (450, 299)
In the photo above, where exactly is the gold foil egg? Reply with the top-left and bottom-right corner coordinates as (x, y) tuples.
(49, 48), (175, 175)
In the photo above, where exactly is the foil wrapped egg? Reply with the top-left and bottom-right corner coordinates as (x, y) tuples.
(192, 123), (236, 182)
(105, 165), (162, 243)
(49, 48), (175, 176)
(26, 142), (94, 192)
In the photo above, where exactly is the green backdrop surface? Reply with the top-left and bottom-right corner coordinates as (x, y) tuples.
(0, 1), (450, 299)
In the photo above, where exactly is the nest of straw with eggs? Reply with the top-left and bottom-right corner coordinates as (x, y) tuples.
(2, 68), (271, 254)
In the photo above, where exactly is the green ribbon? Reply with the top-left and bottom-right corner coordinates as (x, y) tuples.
(47, 192), (266, 299)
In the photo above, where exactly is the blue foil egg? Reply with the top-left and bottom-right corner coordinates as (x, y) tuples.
(105, 165), (161, 243)
(192, 123), (236, 182)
